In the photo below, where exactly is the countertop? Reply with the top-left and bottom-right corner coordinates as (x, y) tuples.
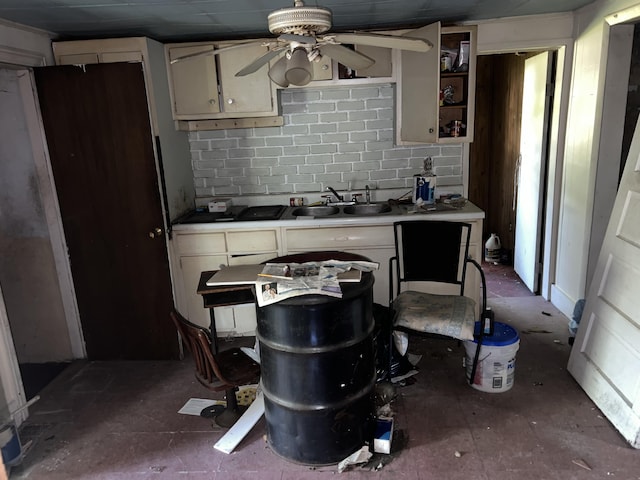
(171, 201), (485, 232)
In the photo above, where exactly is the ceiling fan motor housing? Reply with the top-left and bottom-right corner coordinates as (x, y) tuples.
(268, 3), (332, 35)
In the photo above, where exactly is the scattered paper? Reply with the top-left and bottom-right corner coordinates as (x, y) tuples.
(337, 446), (373, 473)
(178, 398), (223, 416)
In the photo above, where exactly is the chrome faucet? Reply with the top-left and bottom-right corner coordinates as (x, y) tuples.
(326, 186), (343, 203)
(365, 185), (371, 204)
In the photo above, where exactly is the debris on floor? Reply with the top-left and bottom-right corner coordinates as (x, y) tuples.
(213, 389), (265, 455)
(373, 418), (394, 454)
(521, 328), (553, 334)
(178, 398), (223, 416)
(337, 446), (372, 472)
(572, 458), (592, 471)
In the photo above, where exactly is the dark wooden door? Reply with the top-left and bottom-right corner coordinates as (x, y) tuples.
(34, 63), (178, 360)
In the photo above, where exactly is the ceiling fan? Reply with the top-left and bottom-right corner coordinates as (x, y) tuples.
(171, 0), (433, 87)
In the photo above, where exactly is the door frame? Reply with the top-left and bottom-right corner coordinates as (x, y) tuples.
(473, 43), (571, 301)
(0, 46), (82, 425)
(0, 282), (26, 425)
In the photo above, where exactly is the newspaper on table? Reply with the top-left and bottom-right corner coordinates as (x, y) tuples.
(256, 260), (378, 307)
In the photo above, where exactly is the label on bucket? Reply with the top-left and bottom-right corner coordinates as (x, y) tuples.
(464, 342), (519, 393)
(490, 357), (515, 389)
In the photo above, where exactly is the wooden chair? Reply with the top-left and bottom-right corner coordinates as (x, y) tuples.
(170, 310), (260, 427)
(388, 220), (491, 384)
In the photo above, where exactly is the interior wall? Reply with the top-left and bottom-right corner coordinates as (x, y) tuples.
(550, 0), (637, 316)
(189, 84), (466, 201)
(0, 18), (58, 426)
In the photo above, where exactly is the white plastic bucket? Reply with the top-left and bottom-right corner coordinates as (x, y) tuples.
(464, 322), (520, 393)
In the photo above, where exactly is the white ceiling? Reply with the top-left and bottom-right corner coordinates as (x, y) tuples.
(0, 0), (595, 42)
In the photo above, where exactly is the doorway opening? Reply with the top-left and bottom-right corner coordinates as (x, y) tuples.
(468, 51), (557, 297)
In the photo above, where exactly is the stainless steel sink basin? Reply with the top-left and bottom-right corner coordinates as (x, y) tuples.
(343, 203), (392, 215)
(291, 206), (340, 216)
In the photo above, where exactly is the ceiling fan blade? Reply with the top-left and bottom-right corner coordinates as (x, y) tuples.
(278, 33), (316, 45)
(318, 44), (374, 70)
(331, 33), (433, 52)
(169, 41), (264, 65)
(235, 48), (285, 77)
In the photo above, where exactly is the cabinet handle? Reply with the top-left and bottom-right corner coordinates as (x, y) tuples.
(209, 98), (216, 105)
(335, 236), (349, 242)
(429, 127), (435, 133)
(227, 98), (234, 104)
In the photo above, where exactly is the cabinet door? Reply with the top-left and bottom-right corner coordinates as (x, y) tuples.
(180, 255), (227, 329)
(168, 44), (221, 116)
(437, 26), (477, 143)
(399, 21), (441, 143)
(399, 23), (477, 144)
(217, 44), (275, 115)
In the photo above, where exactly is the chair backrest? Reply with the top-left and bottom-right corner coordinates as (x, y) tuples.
(391, 221), (472, 297)
(170, 310), (232, 391)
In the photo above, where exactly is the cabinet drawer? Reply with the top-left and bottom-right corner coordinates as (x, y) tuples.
(175, 232), (226, 255)
(227, 230), (278, 253)
(286, 226), (394, 249)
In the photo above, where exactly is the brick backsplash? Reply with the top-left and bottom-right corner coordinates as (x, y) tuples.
(190, 83), (463, 200)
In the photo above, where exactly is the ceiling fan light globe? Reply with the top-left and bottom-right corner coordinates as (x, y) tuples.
(285, 48), (313, 86)
(268, 56), (290, 87)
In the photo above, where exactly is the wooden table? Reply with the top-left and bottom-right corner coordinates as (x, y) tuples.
(196, 270), (255, 354)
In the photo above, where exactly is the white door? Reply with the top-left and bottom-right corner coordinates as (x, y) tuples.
(514, 52), (552, 292)
(567, 116), (640, 449)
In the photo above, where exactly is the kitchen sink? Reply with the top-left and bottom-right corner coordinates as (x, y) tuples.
(280, 201), (403, 220)
(291, 206), (340, 216)
(343, 203), (392, 215)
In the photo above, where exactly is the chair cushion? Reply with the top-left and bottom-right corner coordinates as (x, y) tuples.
(392, 291), (476, 341)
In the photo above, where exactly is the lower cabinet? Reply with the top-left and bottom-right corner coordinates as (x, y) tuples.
(171, 216), (483, 338)
(172, 229), (280, 336)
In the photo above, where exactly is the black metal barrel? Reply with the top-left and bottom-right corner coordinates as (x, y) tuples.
(257, 270), (376, 465)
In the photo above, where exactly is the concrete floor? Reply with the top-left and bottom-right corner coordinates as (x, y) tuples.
(8, 267), (639, 479)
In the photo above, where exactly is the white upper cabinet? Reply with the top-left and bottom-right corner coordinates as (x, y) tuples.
(217, 44), (277, 115)
(167, 44), (220, 116)
(398, 23), (477, 144)
(165, 41), (279, 120)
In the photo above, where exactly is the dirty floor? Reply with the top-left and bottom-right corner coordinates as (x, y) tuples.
(8, 266), (639, 479)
